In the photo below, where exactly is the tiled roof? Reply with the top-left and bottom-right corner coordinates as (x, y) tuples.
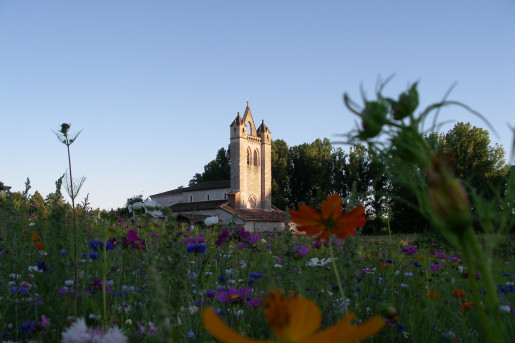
(170, 200), (228, 212)
(220, 204), (286, 222)
(170, 200), (287, 223)
(151, 180), (230, 197)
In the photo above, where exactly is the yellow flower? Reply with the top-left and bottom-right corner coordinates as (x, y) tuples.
(203, 290), (384, 343)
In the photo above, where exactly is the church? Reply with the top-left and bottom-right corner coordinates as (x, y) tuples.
(150, 102), (287, 232)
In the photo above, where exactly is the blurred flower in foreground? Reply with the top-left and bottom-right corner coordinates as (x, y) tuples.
(203, 289), (383, 343)
(290, 194), (366, 242)
(61, 317), (126, 343)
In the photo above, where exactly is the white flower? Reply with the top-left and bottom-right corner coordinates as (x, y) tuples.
(188, 305), (198, 314)
(27, 266), (42, 273)
(204, 216), (219, 226)
(131, 202), (144, 211)
(29, 222), (35, 227)
(61, 317), (127, 343)
(500, 305), (511, 313)
(274, 264), (283, 268)
(307, 257), (332, 267)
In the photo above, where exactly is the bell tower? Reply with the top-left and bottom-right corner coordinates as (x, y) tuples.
(229, 102), (272, 210)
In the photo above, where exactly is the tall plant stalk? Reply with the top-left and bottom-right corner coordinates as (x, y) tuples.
(54, 123), (85, 315)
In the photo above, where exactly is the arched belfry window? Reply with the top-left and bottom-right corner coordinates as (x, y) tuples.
(254, 149), (259, 166)
(247, 148), (251, 165)
(248, 195), (257, 209)
(247, 122), (252, 135)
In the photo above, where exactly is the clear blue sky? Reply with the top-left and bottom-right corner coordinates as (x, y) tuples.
(1, 1), (514, 210)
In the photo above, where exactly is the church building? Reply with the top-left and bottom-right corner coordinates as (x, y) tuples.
(150, 102), (287, 232)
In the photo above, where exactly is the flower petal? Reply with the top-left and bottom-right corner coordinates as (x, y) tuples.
(285, 296), (322, 341)
(321, 194), (343, 221)
(202, 307), (268, 343)
(290, 205), (323, 226)
(299, 314), (384, 343)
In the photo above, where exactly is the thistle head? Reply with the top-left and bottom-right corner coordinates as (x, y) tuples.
(59, 123), (71, 135)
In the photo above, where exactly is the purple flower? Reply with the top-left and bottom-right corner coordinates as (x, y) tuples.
(215, 229), (230, 247)
(297, 245), (310, 257)
(429, 263), (443, 271)
(250, 234), (260, 244)
(121, 230), (146, 251)
(237, 243), (248, 250)
(246, 297), (261, 308)
(204, 289), (216, 298)
(401, 245), (417, 255)
(216, 287), (252, 303)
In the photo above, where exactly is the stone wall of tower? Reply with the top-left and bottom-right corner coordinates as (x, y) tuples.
(258, 122), (272, 210)
(229, 114), (247, 208)
(229, 104), (272, 210)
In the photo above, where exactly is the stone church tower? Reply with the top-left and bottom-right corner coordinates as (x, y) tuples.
(229, 102), (272, 210)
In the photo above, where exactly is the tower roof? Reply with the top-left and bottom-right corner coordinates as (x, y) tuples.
(230, 112), (243, 126)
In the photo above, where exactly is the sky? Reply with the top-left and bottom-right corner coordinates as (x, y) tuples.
(1, 1), (514, 210)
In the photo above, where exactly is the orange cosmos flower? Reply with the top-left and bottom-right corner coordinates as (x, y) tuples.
(426, 290), (441, 299)
(32, 232), (45, 251)
(461, 301), (474, 310)
(452, 289), (466, 298)
(290, 194), (366, 242)
(203, 289), (384, 343)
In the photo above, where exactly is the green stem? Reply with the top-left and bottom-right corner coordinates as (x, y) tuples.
(461, 237), (493, 342)
(328, 239), (348, 315)
(463, 228), (506, 343)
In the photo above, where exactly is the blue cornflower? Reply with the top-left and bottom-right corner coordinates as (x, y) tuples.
(249, 272), (263, 279)
(89, 252), (100, 260)
(187, 330), (195, 340)
(11, 287), (29, 294)
(90, 239), (103, 252)
(186, 243), (206, 254)
(20, 321), (36, 333)
(36, 261), (48, 272)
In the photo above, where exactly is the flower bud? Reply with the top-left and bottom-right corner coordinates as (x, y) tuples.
(358, 101), (388, 139)
(392, 83), (419, 120)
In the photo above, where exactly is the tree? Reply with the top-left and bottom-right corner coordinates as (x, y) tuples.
(28, 191), (48, 219)
(189, 147), (230, 185)
(271, 139), (290, 210)
(287, 138), (333, 208)
(440, 122), (509, 199)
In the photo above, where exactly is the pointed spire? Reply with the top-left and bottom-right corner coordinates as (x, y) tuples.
(231, 111), (243, 126)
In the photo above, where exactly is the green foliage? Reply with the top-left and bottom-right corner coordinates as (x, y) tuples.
(271, 139), (290, 210)
(189, 147), (230, 185)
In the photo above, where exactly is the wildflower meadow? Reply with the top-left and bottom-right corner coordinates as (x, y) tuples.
(1, 83), (515, 342)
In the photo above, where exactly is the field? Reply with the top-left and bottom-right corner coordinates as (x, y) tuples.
(1, 204), (514, 342)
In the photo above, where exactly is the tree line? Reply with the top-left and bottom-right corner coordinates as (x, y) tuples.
(190, 122), (512, 233)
